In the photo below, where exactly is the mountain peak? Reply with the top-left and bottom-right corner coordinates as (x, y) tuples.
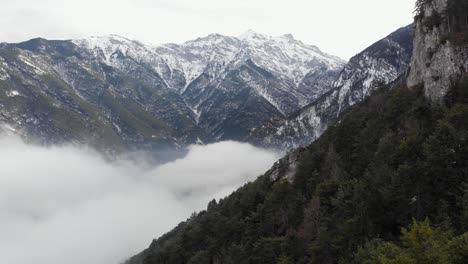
(83, 34), (136, 44)
(238, 29), (260, 39)
(282, 33), (295, 39)
(71, 34), (152, 66)
(73, 34), (154, 51)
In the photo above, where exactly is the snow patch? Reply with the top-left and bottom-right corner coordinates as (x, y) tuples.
(196, 137), (204, 145)
(18, 55), (46, 75)
(113, 122), (122, 134)
(6, 90), (20, 97)
(1, 123), (17, 132)
(0, 67), (9, 80)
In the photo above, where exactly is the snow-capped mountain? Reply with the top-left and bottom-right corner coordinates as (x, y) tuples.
(246, 25), (414, 150)
(73, 31), (345, 140)
(0, 31), (344, 150)
(0, 38), (211, 155)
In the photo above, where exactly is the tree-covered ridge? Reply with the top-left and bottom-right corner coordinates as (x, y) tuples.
(128, 78), (468, 264)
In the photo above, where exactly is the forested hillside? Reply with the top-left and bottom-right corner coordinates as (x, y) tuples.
(127, 78), (468, 264)
(126, 0), (468, 262)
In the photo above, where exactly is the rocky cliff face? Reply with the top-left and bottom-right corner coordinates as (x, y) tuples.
(246, 25), (414, 151)
(407, 0), (468, 102)
(264, 147), (306, 183)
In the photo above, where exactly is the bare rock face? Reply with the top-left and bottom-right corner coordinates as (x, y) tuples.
(264, 147), (306, 183)
(407, 0), (468, 103)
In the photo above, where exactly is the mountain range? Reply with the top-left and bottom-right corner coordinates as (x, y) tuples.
(0, 30), (345, 153)
(0, 27), (416, 153)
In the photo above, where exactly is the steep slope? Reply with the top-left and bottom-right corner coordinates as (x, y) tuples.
(125, 81), (468, 264)
(180, 32), (343, 140)
(246, 25), (413, 150)
(125, 2), (468, 262)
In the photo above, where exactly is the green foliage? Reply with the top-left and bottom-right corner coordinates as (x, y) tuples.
(399, 219), (451, 264)
(277, 254), (292, 264)
(448, 232), (468, 264)
(140, 82), (468, 264)
(186, 250), (210, 264)
(351, 219), (467, 264)
(462, 184), (468, 230)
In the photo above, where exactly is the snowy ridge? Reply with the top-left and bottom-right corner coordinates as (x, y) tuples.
(72, 31), (345, 107)
(0, 31), (346, 146)
(246, 25), (414, 151)
(68, 31), (346, 141)
(0, 26), (412, 150)
(238, 30), (344, 85)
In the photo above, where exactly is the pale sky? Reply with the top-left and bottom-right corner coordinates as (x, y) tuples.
(0, 0), (416, 60)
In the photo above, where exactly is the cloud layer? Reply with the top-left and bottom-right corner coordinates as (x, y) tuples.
(0, 136), (280, 264)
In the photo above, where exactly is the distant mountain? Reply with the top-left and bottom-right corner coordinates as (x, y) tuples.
(246, 25), (414, 150)
(0, 31), (344, 151)
(0, 38), (208, 154)
(73, 31), (344, 140)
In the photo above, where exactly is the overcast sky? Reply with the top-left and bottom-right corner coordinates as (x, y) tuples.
(1, 0), (415, 59)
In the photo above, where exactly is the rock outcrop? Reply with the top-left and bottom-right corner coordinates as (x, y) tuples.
(407, 0), (468, 102)
(264, 147), (306, 183)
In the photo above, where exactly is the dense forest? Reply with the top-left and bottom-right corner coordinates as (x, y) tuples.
(129, 77), (468, 264)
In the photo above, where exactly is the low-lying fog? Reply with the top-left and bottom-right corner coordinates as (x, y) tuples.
(0, 135), (281, 264)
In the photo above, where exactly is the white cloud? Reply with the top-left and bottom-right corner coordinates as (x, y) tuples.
(0, 0), (416, 59)
(0, 135), (280, 264)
